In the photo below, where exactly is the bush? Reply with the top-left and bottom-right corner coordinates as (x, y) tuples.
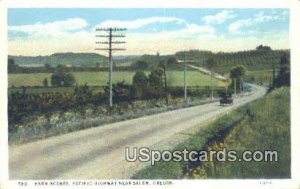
(50, 64), (76, 87)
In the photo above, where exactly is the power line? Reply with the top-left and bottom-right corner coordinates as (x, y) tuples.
(95, 27), (126, 107)
(176, 51), (191, 106)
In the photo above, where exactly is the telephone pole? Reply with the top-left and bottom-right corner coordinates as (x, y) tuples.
(176, 52), (188, 106)
(95, 27), (126, 107)
(234, 78), (237, 96)
(183, 52), (187, 106)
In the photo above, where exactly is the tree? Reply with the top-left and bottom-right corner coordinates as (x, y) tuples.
(51, 73), (62, 87)
(230, 65), (246, 79)
(8, 58), (17, 73)
(135, 60), (148, 70)
(148, 68), (164, 88)
(274, 53), (290, 87)
(74, 84), (93, 117)
(44, 63), (51, 70)
(132, 71), (148, 99)
(230, 65), (247, 93)
(43, 78), (48, 87)
(63, 73), (76, 87)
(206, 57), (217, 70)
(50, 64), (76, 87)
(147, 68), (165, 99)
(104, 81), (132, 103)
(256, 45), (272, 51)
(95, 62), (101, 69)
(166, 57), (178, 66)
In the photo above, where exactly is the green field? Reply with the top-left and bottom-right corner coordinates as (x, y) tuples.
(244, 70), (274, 86)
(8, 71), (225, 88)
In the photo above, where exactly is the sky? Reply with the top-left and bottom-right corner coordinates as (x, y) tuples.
(8, 9), (289, 56)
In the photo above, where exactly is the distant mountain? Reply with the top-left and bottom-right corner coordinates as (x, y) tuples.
(9, 53), (109, 67)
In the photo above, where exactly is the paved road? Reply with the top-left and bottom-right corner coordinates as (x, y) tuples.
(9, 85), (266, 179)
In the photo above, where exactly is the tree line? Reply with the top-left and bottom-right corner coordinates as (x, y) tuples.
(8, 55), (179, 74)
(8, 59), (137, 74)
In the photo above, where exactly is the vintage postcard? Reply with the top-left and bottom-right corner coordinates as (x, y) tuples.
(1, 0), (300, 189)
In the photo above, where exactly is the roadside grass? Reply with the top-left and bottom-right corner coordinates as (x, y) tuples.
(186, 87), (290, 179)
(132, 87), (290, 179)
(8, 71), (224, 88)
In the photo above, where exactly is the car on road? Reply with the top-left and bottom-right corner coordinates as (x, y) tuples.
(220, 94), (233, 106)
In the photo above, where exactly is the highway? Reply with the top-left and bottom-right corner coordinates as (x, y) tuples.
(9, 84), (266, 179)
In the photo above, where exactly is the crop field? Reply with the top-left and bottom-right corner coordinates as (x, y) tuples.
(244, 70), (274, 86)
(8, 71), (226, 88)
(178, 49), (289, 74)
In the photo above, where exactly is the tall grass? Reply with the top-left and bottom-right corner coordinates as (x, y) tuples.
(187, 87), (290, 179)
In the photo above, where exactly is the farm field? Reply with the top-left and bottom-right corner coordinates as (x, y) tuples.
(244, 70), (274, 86)
(8, 71), (226, 88)
(177, 49), (289, 74)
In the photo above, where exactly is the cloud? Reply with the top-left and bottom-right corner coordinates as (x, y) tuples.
(123, 30), (288, 55)
(8, 16), (216, 56)
(178, 24), (215, 35)
(8, 13), (288, 56)
(228, 11), (287, 33)
(202, 10), (236, 25)
(8, 18), (93, 56)
(97, 16), (186, 30)
(254, 11), (274, 22)
(228, 18), (252, 33)
(9, 18), (89, 37)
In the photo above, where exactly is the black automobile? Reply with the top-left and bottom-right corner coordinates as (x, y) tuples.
(220, 94), (233, 106)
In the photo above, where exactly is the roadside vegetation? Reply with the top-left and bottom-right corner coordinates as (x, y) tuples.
(185, 87), (290, 179)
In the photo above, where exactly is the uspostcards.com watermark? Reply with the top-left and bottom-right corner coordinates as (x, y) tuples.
(125, 147), (278, 166)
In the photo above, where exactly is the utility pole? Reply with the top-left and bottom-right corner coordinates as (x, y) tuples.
(210, 70), (214, 100)
(240, 78), (243, 96)
(234, 78), (237, 96)
(163, 65), (169, 106)
(272, 62), (276, 88)
(176, 52), (188, 106)
(226, 78), (229, 95)
(183, 52), (187, 106)
(95, 27), (126, 107)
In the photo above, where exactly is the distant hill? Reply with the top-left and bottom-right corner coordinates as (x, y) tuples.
(9, 53), (108, 67)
